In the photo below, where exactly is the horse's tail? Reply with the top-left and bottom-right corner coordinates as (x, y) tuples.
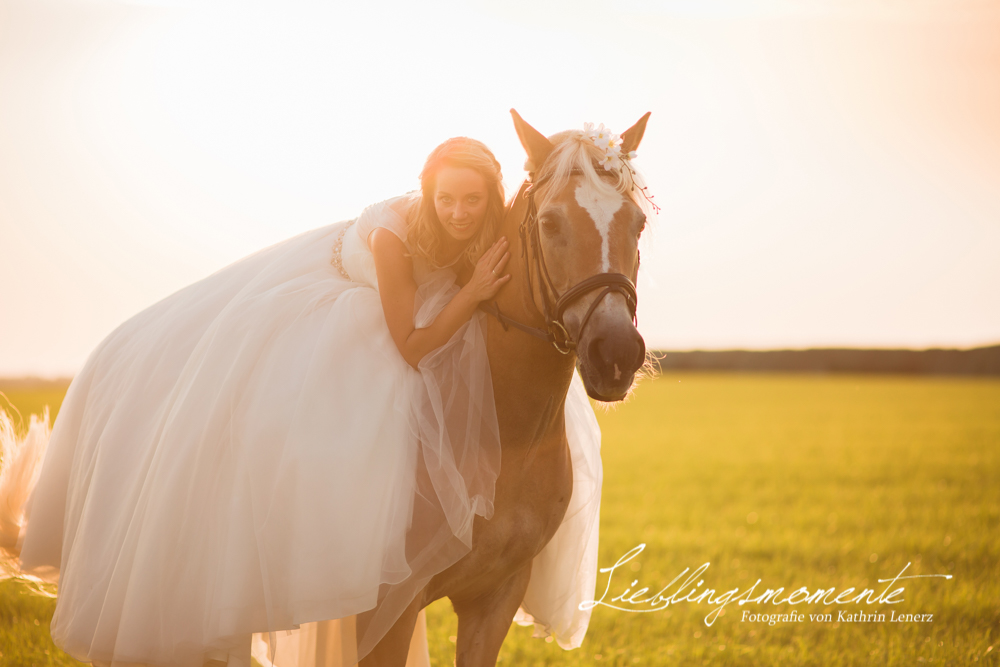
(0, 406), (51, 579)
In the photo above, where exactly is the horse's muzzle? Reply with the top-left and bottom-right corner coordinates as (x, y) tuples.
(575, 302), (646, 401)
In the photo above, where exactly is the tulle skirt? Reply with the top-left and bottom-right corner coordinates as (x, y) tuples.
(17, 218), (602, 667)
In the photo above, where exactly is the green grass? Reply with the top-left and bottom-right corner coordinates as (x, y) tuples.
(2, 374), (998, 666)
(0, 380), (77, 667)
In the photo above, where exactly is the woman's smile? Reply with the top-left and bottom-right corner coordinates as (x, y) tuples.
(434, 165), (488, 243)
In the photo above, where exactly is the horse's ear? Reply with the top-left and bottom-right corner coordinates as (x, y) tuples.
(510, 109), (554, 174)
(620, 112), (651, 155)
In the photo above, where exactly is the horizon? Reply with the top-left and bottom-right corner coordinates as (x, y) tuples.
(2, 0), (999, 376)
(4, 342), (998, 382)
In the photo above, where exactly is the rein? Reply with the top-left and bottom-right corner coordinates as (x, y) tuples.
(480, 171), (637, 354)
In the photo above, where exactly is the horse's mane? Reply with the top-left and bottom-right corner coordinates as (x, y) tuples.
(532, 130), (652, 215)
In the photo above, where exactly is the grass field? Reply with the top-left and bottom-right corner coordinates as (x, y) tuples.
(1, 373), (998, 666)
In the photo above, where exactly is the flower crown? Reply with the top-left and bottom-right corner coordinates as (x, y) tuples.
(583, 121), (659, 213)
(584, 122), (637, 172)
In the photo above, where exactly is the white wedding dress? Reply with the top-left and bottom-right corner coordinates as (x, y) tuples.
(17, 195), (603, 667)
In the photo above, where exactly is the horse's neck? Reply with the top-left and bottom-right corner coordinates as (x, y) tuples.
(487, 185), (577, 448)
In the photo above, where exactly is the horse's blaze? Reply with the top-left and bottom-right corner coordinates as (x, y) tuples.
(566, 179), (644, 401)
(573, 180), (624, 272)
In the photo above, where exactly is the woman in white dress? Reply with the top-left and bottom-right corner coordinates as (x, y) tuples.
(0, 136), (603, 667)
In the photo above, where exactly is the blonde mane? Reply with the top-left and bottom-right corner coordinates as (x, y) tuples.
(531, 130), (651, 214)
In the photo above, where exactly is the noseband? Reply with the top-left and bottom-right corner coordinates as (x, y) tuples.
(480, 170), (638, 354)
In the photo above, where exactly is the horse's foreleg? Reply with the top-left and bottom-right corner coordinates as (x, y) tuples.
(452, 564), (532, 667)
(358, 593), (423, 667)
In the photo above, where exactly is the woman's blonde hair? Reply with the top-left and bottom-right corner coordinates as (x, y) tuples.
(408, 137), (505, 270)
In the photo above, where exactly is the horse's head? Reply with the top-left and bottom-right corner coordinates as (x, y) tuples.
(509, 110), (651, 402)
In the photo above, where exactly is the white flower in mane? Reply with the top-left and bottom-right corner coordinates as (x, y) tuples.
(534, 128), (653, 215)
(598, 151), (622, 172)
(585, 122), (620, 150)
(583, 122), (636, 172)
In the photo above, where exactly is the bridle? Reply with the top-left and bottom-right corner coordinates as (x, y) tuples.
(479, 169), (638, 355)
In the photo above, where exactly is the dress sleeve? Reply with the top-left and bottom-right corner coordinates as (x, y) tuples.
(353, 195), (413, 248)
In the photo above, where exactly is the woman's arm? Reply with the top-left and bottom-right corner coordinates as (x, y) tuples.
(370, 228), (510, 370)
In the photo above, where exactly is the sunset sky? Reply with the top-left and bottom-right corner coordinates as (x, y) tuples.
(2, 0), (999, 376)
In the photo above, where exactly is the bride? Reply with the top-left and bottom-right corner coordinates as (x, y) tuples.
(0, 136), (602, 667)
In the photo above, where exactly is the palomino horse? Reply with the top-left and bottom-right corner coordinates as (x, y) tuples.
(358, 110), (650, 666)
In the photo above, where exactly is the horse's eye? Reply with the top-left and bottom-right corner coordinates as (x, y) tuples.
(540, 218), (559, 236)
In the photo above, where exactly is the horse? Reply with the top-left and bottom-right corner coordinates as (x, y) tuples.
(357, 110), (651, 667)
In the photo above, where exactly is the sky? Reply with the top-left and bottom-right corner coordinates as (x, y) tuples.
(1, 0), (999, 376)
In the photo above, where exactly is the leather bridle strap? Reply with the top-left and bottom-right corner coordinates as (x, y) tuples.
(554, 272), (636, 345)
(479, 175), (638, 354)
(478, 300), (553, 343)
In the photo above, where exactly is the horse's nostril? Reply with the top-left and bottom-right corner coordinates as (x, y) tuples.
(588, 336), (607, 367)
(587, 332), (646, 376)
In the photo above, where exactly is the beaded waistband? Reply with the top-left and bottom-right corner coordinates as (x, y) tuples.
(329, 221), (354, 280)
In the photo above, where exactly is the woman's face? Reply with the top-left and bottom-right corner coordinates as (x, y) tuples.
(433, 166), (489, 243)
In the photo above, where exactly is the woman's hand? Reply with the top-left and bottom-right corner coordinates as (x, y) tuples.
(462, 237), (511, 303)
